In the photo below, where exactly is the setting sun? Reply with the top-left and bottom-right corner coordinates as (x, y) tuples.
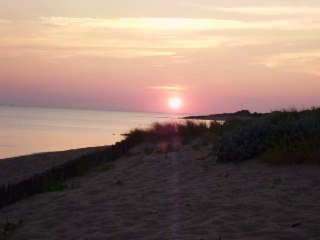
(169, 97), (182, 109)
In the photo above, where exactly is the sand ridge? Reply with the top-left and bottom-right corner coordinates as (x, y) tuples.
(0, 142), (320, 239)
(0, 146), (106, 185)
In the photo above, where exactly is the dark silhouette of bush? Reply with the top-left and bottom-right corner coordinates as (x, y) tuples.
(213, 108), (320, 164)
(125, 121), (210, 144)
(263, 134), (320, 165)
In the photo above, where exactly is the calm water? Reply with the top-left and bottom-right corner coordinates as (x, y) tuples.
(0, 105), (185, 159)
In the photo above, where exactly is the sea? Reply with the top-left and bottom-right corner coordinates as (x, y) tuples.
(0, 105), (186, 159)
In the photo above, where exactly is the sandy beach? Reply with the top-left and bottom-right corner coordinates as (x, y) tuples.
(0, 141), (319, 240)
(0, 146), (106, 186)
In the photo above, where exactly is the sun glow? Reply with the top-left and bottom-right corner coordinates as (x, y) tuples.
(169, 97), (182, 109)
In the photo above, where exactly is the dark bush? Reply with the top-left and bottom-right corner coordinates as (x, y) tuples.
(125, 120), (211, 144)
(213, 108), (320, 163)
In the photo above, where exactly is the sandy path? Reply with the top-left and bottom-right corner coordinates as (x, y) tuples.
(0, 142), (320, 240)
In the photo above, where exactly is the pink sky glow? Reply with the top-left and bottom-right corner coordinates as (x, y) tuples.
(1, 0), (320, 114)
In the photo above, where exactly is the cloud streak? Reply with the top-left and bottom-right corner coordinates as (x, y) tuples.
(1, 15), (320, 73)
(147, 86), (189, 91)
(215, 7), (320, 16)
(0, 19), (11, 24)
(3, 17), (292, 59)
(40, 17), (320, 31)
(260, 51), (320, 76)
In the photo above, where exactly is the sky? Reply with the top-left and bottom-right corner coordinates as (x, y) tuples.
(0, 0), (320, 114)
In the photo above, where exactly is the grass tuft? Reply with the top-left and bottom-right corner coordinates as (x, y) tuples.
(125, 120), (212, 145)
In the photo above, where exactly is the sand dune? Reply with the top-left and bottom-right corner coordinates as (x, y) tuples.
(0, 146), (106, 185)
(0, 142), (320, 240)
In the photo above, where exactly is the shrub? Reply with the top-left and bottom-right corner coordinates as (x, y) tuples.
(213, 121), (277, 162)
(213, 108), (320, 163)
(263, 134), (320, 165)
(125, 120), (211, 144)
(178, 121), (208, 144)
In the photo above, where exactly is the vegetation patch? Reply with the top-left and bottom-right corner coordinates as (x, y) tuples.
(262, 135), (320, 165)
(213, 108), (320, 164)
(126, 121), (214, 145)
(125, 108), (320, 165)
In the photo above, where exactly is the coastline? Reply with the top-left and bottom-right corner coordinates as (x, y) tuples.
(1, 110), (320, 239)
(0, 105), (184, 160)
(183, 110), (266, 121)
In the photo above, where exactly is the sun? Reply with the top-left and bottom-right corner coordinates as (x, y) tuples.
(169, 97), (182, 109)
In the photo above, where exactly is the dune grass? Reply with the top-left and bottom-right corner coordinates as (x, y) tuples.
(125, 107), (320, 165)
(125, 120), (211, 145)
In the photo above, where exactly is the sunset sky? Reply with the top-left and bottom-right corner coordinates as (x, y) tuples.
(1, 0), (320, 114)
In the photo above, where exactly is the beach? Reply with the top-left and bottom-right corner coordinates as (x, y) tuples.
(0, 146), (106, 186)
(3, 0), (320, 238)
(1, 140), (319, 240)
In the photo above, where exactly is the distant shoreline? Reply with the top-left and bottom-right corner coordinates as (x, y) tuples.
(184, 109), (267, 121)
